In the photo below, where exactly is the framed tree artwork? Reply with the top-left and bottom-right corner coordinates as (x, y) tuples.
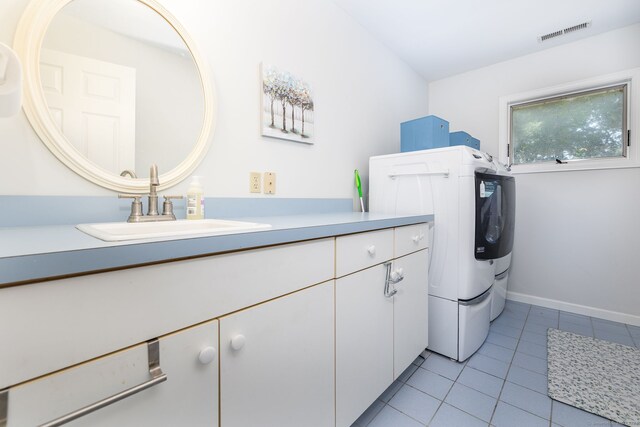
(261, 64), (314, 144)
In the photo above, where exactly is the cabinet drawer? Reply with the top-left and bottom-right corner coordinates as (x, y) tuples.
(336, 229), (393, 277)
(0, 238), (334, 389)
(394, 223), (429, 257)
(5, 320), (219, 427)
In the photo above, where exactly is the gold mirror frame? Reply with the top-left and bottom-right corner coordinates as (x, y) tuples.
(13, 0), (216, 192)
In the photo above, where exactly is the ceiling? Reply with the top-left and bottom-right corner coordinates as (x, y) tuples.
(333, 0), (640, 81)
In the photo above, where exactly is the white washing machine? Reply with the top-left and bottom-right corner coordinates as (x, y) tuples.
(370, 146), (515, 361)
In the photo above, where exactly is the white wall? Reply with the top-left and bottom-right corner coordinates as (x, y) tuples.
(0, 0), (428, 197)
(429, 24), (640, 322)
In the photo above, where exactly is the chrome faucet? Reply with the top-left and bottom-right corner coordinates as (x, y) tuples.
(119, 164), (183, 223)
(148, 164), (160, 216)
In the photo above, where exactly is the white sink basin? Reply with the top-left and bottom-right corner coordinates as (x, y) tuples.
(77, 219), (271, 242)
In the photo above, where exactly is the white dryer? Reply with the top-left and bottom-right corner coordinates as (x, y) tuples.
(369, 146), (515, 361)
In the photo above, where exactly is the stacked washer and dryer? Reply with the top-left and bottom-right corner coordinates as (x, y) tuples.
(369, 146), (515, 362)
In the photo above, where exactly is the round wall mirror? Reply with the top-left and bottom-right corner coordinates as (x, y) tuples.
(14, 0), (215, 192)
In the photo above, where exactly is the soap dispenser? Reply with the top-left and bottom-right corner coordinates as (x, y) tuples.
(186, 176), (204, 220)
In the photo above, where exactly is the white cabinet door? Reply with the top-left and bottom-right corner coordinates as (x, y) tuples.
(393, 250), (429, 378)
(336, 264), (394, 427)
(6, 320), (218, 427)
(219, 282), (334, 427)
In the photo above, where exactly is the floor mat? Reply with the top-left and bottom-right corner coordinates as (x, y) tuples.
(547, 328), (640, 426)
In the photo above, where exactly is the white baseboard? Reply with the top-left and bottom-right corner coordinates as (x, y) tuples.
(506, 291), (640, 327)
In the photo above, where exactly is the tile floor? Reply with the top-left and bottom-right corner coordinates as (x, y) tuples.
(351, 300), (640, 427)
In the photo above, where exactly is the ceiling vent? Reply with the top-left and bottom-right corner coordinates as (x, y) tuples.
(538, 21), (592, 42)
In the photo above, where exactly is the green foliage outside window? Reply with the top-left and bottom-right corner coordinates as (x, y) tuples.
(511, 85), (626, 165)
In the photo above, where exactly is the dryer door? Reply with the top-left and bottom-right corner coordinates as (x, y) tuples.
(474, 172), (515, 260)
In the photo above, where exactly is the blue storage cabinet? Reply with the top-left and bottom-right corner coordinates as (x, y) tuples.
(450, 131), (480, 150)
(400, 115), (449, 152)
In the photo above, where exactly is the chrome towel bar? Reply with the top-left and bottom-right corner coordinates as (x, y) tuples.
(34, 339), (167, 427)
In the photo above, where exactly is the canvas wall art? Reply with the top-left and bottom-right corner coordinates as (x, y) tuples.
(261, 64), (314, 144)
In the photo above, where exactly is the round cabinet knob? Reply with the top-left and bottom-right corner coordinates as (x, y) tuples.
(367, 245), (376, 256)
(412, 235), (420, 243)
(198, 346), (217, 364)
(230, 334), (246, 351)
(390, 268), (405, 283)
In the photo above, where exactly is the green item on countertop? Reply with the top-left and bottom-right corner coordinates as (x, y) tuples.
(354, 169), (365, 212)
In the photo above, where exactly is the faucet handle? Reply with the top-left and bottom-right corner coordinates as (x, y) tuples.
(118, 194), (143, 222)
(162, 195), (183, 218)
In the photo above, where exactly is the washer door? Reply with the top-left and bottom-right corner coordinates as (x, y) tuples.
(475, 172), (515, 260)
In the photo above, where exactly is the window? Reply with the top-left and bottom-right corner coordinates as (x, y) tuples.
(499, 68), (639, 173)
(509, 84), (628, 166)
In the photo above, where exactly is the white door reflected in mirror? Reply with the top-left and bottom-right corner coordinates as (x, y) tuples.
(40, 49), (136, 174)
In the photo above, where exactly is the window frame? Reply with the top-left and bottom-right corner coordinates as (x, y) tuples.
(499, 67), (639, 174)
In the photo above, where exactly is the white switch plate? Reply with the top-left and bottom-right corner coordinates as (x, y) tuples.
(250, 172), (261, 193)
(264, 172), (276, 194)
